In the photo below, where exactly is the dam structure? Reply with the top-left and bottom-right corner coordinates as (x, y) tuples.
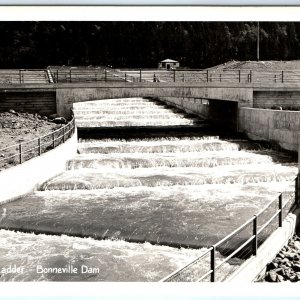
(0, 97), (298, 281)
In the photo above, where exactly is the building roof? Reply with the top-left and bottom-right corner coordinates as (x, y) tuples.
(160, 59), (178, 63)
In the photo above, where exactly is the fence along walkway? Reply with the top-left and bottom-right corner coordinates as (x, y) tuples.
(1, 68), (300, 85)
(160, 176), (299, 282)
(0, 69), (50, 84)
(0, 117), (75, 170)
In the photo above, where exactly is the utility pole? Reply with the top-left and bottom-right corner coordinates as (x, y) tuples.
(257, 21), (260, 61)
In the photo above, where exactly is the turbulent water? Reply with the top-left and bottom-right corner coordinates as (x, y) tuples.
(0, 97), (297, 282)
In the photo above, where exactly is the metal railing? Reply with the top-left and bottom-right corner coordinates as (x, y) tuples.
(2, 67), (300, 85)
(0, 69), (49, 84)
(0, 117), (75, 170)
(161, 175), (299, 282)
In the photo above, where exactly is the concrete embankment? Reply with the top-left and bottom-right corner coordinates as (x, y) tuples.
(0, 129), (77, 204)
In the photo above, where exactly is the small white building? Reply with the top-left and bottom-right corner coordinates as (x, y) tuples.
(158, 59), (180, 70)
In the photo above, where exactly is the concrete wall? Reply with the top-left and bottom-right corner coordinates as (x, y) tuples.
(238, 107), (300, 152)
(0, 129), (77, 204)
(157, 96), (210, 119)
(227, 206), (299, 282)
(254, 91), (300, 109)
(55, 82), (253, 118)
(0, 88), (56, 116)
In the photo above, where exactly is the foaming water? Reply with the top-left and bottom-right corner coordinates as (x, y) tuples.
(0, 97), (297, 282)
(78, 139), (239, 154)
(67, 151), (273, 170)
(0, 229), (238, 281)
(1, 183), (294, 250)
(76, 119), (199, 127)
(41, 165), (298, 191)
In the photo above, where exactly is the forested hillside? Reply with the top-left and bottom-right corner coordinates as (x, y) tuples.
(0, 22), (299, 69)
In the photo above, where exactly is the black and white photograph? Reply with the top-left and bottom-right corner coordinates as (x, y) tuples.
(0, 6), (300, 285)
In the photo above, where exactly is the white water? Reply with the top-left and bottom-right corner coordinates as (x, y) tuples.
(0, 97), (297, 282)
(0, 229), (237, 282)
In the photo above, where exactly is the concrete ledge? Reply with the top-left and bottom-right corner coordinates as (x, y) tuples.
(226, 206), (299, 282)
(0, 129), (77, 204)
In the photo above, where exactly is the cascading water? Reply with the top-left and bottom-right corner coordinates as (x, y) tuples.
(0, 97), (297, 282)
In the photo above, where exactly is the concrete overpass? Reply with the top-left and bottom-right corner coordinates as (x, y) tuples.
(1, 81), (300, 152)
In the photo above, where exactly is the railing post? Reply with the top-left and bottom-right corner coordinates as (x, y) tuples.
(56, 70), (59, 83)
(125, 72), (127, 82)
(249, 70), (252, 83)
(105, 69), (107, 82)
(182, 73), (185, 82)
(282, 71), (284, 83)
(279, 194), (283, 227)
(38, 138), (41, 156)
(238, 70), (241, 83)
(219, 73), (222, 82)
(252, 215), (258, 256)
(139, 69), (142, 82)
(62, 127), (65, 143)
(19, 70), (22, 84)
(206, 70), (209, 83)
(210, 246), (215, 282)
(275, 75), (277, 83)
(296, 174), (299, 206)
(52, 132), (55, 148)
(19, 143), (22, 164)
(173, 69), (176, 82)
(69, 69), (72, 83)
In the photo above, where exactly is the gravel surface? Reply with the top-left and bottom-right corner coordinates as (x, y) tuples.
(264, 232), (300, 282)
(0, 110), (62, 171)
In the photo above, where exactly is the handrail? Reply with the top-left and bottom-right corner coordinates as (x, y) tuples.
(161, 175), (298, 282)
(0, 117), (75, 168)
(3, 67), (300, 85)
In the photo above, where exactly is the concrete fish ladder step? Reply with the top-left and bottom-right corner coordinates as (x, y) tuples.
(40, 164), (298, 191)
(77, 124), (217, 140)
(73, 97), (154, 105)
(74, 103), (165, 109)
(78, 139), (239, 154)
(73, 109), (185, 115)
(74, 114), (194, 120)
(66, 151), (273, 170)
(0, 230), (227, 282)
(0, 183), (294, 250)
(75, 119), (202, 127)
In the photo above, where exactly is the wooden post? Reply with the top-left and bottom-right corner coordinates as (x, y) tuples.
(238, 70), (241, 83)
(210, 246), (215, 282)
(19, 70), (22, 84)
(62, 127), (65, 143)
(282, 71), (284, 83)
(139, 69), (142, 82)
(56, 70), (59, 83)
(206, 70), (209, 82)
(38, 138), (41, 156)
(105, 69), (107, 82)
(279, 194), (283, 227)
(125, 72), (127, 82)
(69, 69), (72, 83)
(173, 69), (176, 82)
(253, 215), (258, 256)
(19, 143), (22, 164)
(52, 132), (55, 148)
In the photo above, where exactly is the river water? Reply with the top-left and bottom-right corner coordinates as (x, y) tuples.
(0, 97), (297, 281)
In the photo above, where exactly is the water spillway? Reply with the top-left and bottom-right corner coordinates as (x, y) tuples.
(0, 97), (297, 282)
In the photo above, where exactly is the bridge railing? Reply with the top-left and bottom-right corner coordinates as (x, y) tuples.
(160, 175), (298, 282)
(2, 68), (300, 85)
(0, 69), (49, 84)
(0, 117), (75, 170)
